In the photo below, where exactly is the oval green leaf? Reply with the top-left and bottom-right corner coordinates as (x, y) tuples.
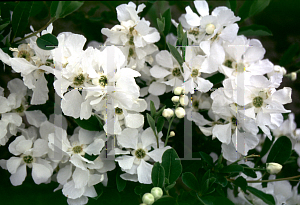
(161, 148), (182, 185)
(36, 33), (58, 50)
(266, 136), (292, 164)
(151, 162), (165, 188)
(182, 172), (199, 191)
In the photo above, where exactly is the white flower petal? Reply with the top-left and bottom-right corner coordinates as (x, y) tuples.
(147, 146), (171, 162)
(32, 162), (52, 184)
(57, 164), (72, 185)
(125, 113), (144, 129)
(141, 127), (157, 148)
(84, 139), (105, 155)
(137, 160), (153, 184)
(115, 155), (135, 170)
(62, 180), (85, 199)
(213, 123), (231, 144)
(33, 139), (48, 157)
(10, 164), (27, 186)
(24, 110), (47, 127)
(61, 90), (83, 118)
(117, 128), (138, 149)
(194, 0), (209, 16)
(150, 65), (171, 78)
(7, 157), (22, 174)
(148, 82), (166, 96)
(73, 167), (89, 188)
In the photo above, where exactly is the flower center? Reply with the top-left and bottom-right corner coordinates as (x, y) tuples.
(205, 24), (215, 35)
(18, 50), (31, 61)
(236, 63), (245, 72)
(23, 155), (34, 164)
(129, 35), (134, 45)
(73, 74), (85, 86)
(192, 100), (199, 109)
(99, 75), (108, 87)
(252, 96), (263, 108)
(188, 28), (200, 36)
(115, 107), (123, 115)
(14, 104), (25, 113)
(128, 47), (135, 57)
(191, 69), (199, 78)
(172, 67), (181, 77)
(135, 148), (146, 159)
(231, 117), (237, 126)
(72, 146), (83, 154)
(223, 60), (232, 68)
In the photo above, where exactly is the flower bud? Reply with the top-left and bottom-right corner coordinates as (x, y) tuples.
(205, 24), (215, 35)
(175, 107), (186, 118)
(142, 193), (155, 205)
(273, 65), (287, 75)
(171, 96), (179, 103)
(180, 95), (188, 106)
(266, 162), (282, 174)
(162, 108), (174, 118)
(151, 187), (163, 200)
(174, 87), (183, 95)
(170, 131), (175, 137)
(291, 72), (297, 81)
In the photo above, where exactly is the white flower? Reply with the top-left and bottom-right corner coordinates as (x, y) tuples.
(6, 135), (52, 185)
(115, 128), (170, 184)
(266, 162), (282, 174)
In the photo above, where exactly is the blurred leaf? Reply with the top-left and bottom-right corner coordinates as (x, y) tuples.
(226, 0), (237, 13)
(146, 113), (156, 134)
(215, 175), (228, 187)
(74, 115), (103, 131)
(247, 186), (275, 205)
(182, 172), (199, 191)
(199, 151), (213, 166)
(156, 116), (165, 133)
(0, 20), (10, 31)
(233, 176), (247, 192)
(249, 0), (271, 18)
(220, 164), (244, 173)
(88, 5), (100, 16)
(140, 1), (156, 18)
(165, 181), (176, 191)
(279, 43), (300, 66)
(161, 148), (182, 184)
(30, 1), (45, 17)
(177, 22), (184, 45)
(201, 177), (216, 195)
(238, 24), (273, 36)
(162, 8), (171, 36)
(260, 136), (273, 158)
(153, 196), (176, 205)
(116, 171), (127, 192)
(267, 136), (292, 164)
(238, 0), (254, 22)
(151, 162), (165, 188)
(12, 1), (33, 39)
(167, 42), (184, 66)
(201, 196), (234, 205)
(50, 1), (84, 19)
(157, 17), (165, 33)
(155, 105), (166, 118)
(36, 33), (58, 50)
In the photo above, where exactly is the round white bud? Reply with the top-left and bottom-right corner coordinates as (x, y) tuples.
(142, 193), (155, 205)
(175, 107), (186, 118)
(162, 108), (174, 118)
(171, 96), (179, 103)
(151, 187), (163, 200)
(273, 65), (287, 75)
(170, 131), (175, 137)
(205, 24), (215, 35)
(291, 72), (297, 81)
(174, 87), (183, 95)
(266, 162), (282, 174)
(180, 95), (189, 106)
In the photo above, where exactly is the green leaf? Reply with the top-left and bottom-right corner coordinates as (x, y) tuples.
(162, 8), (171, 36)
(155, 105), (166, 118)
(157, 17), (165, 33)
(248, 0), (271, 18)
(167, 42), (184, 66)
(182, 172), (199, 191)
(206, 73), (225, 85)
(84, 153), (98, 161)
(0, 21), (10, 31)
(12, 1), (33, 39)
(50, 1), (84, 19)
(165, 181), (176, 191)
(226, 0), (237, 13)
(240, 164), (257, 178)
(116, 171), (126, 192)
(201, 177), (216, 195)
(156, 116), (165, 133)
(30, 2), (45, 17)
(151, 162), (165, 188)
(92, 184), (104, 200)
(201, 196), (235, 205)
(220, 164), (244, 173)
(279, 43), (300, 66)
(199, 151), (213, 166)
(87, 5), (100, 16)
(161, 148), (182, 185)
(260, 137), (273, 158)
(267, 136), (292, 164)
(238, 0), (254, 22)
(74, 115), (103, 131)
(247, 186), (275, 205)
(215, 175), (228, 187)
(36, 33), (58, 50)
(146, 113), (156, 134)
(150, 101), (156, 118)
(177, 22), (184, 45)
(233, 176), (247, 193)
(238, 24), (273, 36)
(153, 196), (176, 205)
